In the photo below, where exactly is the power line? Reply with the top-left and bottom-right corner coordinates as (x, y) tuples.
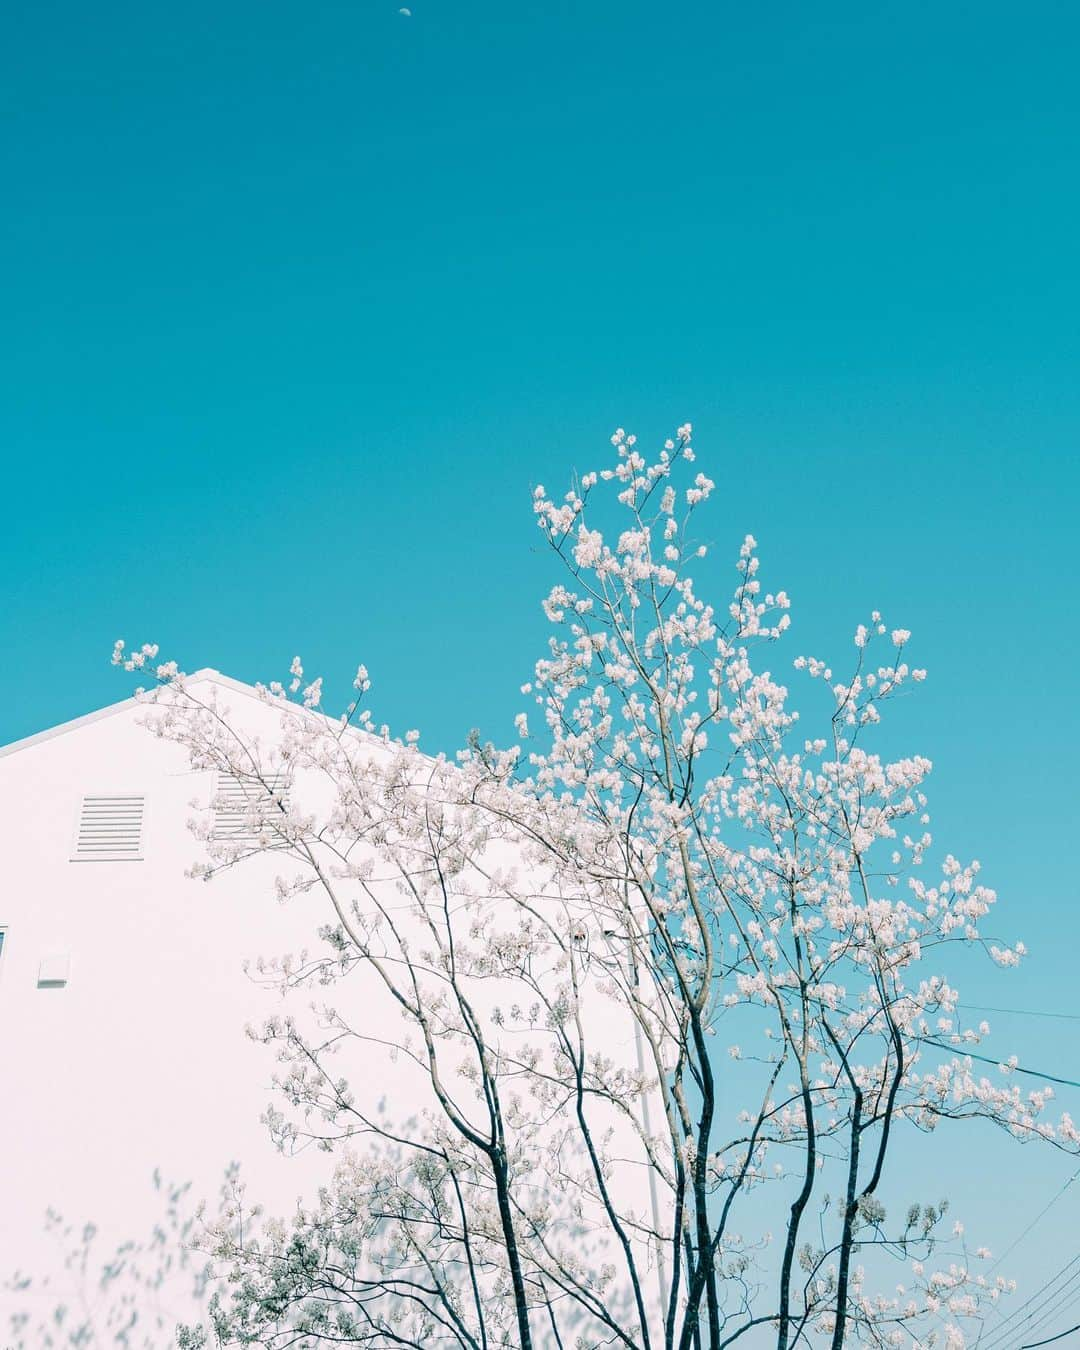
(982, 1263), (1080, 1349)
(1023, 1323), (1080, 1347)
(1018, 1282), (1080, 1349)
(982, 1276), (1080, 1350)
(979, 1258), (1080, 1350)
(919, 1025), (1080, 1349)
(987, 1167), (1080, 1276)
(921, 1036), (1080, 1091)
(961, 1004), (1080, 1024)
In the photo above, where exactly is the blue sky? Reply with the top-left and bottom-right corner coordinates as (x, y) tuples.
(3, 0), (1079, 1313)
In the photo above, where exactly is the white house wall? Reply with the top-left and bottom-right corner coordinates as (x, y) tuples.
(0, 675), (671, 1346)
(0, 681), (332, 1342)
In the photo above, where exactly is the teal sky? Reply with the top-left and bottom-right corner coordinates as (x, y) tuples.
(3, 0), (1079, 1319)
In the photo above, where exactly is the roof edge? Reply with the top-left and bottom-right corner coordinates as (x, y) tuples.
(0, 669), (263, 761)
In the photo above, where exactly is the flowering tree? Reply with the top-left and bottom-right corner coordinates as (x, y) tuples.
(119, 425), (1077, 1350)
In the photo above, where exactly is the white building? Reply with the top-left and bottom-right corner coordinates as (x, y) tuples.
(0, 671), (666, 1348)
(0, 672), (342, 1346)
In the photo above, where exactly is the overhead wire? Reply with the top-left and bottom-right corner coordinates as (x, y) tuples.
(920, 1036), (1080, 1091)
(979, 1259), (1080, 1350)
(978, 1256), (1080, 1349)
(1021, 1323), (1080, 1348)
(1015, 1280), (1080, 1349)
(986, 1167), (1080, 1276)
(960, 1004), (1080, 1024)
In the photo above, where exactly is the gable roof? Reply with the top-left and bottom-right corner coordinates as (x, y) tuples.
(0, 670), (271, 761)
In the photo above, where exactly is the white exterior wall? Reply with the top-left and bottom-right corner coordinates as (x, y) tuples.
(0, 673), (669, 1346)
(0, 676), (331, 1343)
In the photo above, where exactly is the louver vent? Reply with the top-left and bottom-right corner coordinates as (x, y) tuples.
(71, 795), (145, 861)
(214, 773), (289, 842)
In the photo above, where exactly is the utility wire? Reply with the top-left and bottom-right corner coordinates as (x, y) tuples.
(921, 1036), (1080, 1091)
(987, 1167), (1080, 1276)
(979, 1258), (1080, 1350)
(982, 1277), (1080, 1350)
(982, 1266), (1080, 1350)
(983, 1274), (1080, 1350)
(1017, 1281), (1080, 1349)
(1023, 1322), (1080, 1347)
(961, 1004), (1080, 1024)
(1027, 1295), (1080, 1346)
(920, 1012), (1080, 1347)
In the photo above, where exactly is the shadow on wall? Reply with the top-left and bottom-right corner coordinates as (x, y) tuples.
(4, 1170), (217, 1349)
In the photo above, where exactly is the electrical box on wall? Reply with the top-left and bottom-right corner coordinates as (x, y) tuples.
(37, 954), (70, 988)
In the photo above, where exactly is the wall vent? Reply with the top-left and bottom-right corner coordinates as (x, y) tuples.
(71, 794), (145, 862)
(214, 772), (289, 842)
(38, 953), (70, 988)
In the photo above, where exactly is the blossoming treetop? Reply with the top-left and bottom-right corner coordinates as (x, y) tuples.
(118, 424), (1074, 1349)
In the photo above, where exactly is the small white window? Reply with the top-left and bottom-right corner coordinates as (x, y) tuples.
(214, 772), (289, 842)
(70, 794), (145, 862)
